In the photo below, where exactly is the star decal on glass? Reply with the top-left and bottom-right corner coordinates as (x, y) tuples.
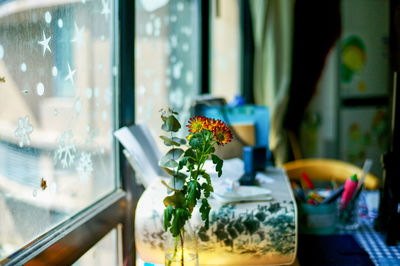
(14, 115), (34, 148)
(101, 0), (111, 21)
(65, 63), (76, 85)
(71, 22), (86, 50)
(38, 31), (51, 56)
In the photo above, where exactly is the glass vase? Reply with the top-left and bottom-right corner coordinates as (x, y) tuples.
(164, 222), (199, 266)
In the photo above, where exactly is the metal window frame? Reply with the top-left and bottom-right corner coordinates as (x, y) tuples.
(0, 0), (137, 265)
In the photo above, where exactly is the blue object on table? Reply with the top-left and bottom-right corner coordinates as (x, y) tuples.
(227, 95), (245, 107)
(243, 146), (267, 174)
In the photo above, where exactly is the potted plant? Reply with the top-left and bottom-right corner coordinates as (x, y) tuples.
(159, 109), (233, 265)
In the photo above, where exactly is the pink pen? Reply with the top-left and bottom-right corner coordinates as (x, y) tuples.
(340, 174), (358, 210)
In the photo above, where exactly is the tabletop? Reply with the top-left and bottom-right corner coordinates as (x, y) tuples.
(134, 161), (297, 265)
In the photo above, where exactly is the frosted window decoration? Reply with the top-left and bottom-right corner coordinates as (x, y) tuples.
(172, 61), (183, 79)
(140, 0), (169, 12)
(177, 2), (184, 11)
(138, 85), (146, 95)
(65, 63), (76, 84)
(186, 70), (193, 85)
(52, 66), (58, 76)
(101, 0), (111, 20)
(0, 44), (4, 59)
(36, 82), (45, 95)
(14, 115), (34, 148)
(58, 18), (63, 28)
(20, 63), (27, 72)
(71, 22), (86, 50)
(45, 11), (52, 24)
(182, 43), (189, 52)
(74, 99), (82, 113)
(76, 152), (93, 184)
(38, 31), (52, 56)
(170, 35), (177, 47)
(54, 130), (77, 168)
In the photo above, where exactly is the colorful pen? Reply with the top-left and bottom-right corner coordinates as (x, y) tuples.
(321, 185), (344, 204)
(340, 174), (358, 210)
(301, 172), (314, 190)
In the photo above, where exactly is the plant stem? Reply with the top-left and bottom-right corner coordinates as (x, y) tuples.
(180, 229), (184, 266)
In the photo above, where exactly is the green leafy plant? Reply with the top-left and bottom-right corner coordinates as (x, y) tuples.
(159, 109), (233, 264)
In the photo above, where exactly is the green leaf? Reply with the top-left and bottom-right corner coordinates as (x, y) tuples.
(175, 172), (188, 180)
(189, 135), (202, 149)
(160, 136), (181, 146)
(184, 148), (196, 159)
(168, 177), (185, 191)
(208, 146), (215, 154)
(211, 154), (223, 177)
(199, 199), (211, 230)
(161, 167), (175, 176)
(159, 148), (184, 168)
(159, 158), (178, 168)
(164, 205), (174, 231)
(174, 137), (187, 145)
(186, 181), (201, 211)
(166, 148), (185, 160)
(170, 208), (191, 237)
(161, 115), (181, 132)
(201, 182), (213, 198)
(163, 191), (185, 208)
(177, 156), (188, 171)
(200, 171), (211, 185)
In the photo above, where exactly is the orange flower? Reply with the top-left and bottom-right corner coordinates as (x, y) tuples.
(212, 123), (233, 145)
(187, 116), (207, 133)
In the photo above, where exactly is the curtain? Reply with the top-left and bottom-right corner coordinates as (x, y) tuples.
(283, 0), (341, 160)
(250, 0), (295, 165)
(251, 0), (341, 164)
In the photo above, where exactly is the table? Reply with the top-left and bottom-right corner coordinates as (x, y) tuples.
(135, 163), (297, 265)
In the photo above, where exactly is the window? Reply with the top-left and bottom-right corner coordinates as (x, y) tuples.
(210, 0), (240, 103)
(0, 0), (132, 264)
(134, 0), (201, 148)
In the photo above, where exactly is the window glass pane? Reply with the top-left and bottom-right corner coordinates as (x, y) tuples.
(135, 0), (200, 147)
(73, 228), (119, 266)
(211, 0), (240, 102)
(0, 0), (116, 260)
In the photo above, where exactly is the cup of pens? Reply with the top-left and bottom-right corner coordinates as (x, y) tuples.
(292, 160), (372, 233)
(293, 173), (341, 235)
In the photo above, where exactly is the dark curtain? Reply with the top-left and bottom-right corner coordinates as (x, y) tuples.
(283, 0), (341, 158)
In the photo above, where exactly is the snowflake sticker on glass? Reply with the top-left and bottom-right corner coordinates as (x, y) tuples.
(14, 115), (33, 148)
(76, 152), (93, 183)
(54, 130), (77, 168)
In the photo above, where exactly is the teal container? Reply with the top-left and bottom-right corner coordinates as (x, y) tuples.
(298, 202), (337, 234)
